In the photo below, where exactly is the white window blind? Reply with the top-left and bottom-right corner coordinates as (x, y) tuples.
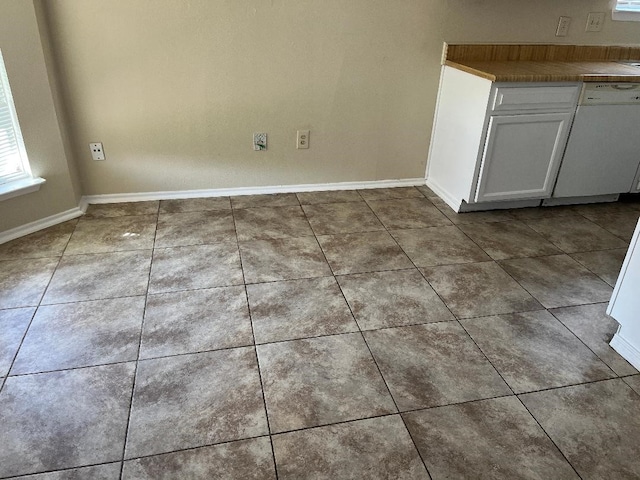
(615, 0), (640, 12)
(0, 49), (30, 186)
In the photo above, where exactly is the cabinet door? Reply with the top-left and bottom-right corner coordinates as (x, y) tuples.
(474, 112), (572, 203)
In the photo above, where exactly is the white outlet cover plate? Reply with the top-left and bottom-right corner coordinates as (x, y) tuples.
(253, 133), (267, 151)
(90, 142), (105, 161)
(297, 130), (310, 149)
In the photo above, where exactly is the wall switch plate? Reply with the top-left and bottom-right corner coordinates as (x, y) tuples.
(253, 133), (267, 151)
(89, 142), (105, 160)
(556, 16), (571, 37)
(586, 12), (605, 32)
(297, 130), (310, 149)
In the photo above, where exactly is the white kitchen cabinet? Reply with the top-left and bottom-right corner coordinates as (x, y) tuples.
(426, 66), (580, 212)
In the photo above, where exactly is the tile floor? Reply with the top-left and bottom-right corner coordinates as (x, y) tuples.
(1, 186), (640, 479)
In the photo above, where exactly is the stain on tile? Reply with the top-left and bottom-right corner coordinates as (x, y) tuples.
(85, 201), (159, 218)
(0, 220), (77, 260)
(246, 277), (358, 344)
(159, 197), (230, 213)
(302, 202), (384, 235)
(65, 215), (157, 254)
(272, 415), (428, 479)
(0, 363), (134, 478)
(461, 310), (615, 393)
(403, 396), (579, 480)
(126, 348), (268, 458)
(257, 333), (396, 433)
(391, 226), (490, 267)
(12, 297), (144, 375)
(431, 197), (516, 224)
(234, 206), (313, 241)
(422, 262), (542, 319)
(42, 250), (151, 305)
(155, 210), (236, 247)
(231, 193), (299, 209)
(149, 243), (243, 294)
(499, 254), (613, 309)
(0, 258), (59, 309)
(524, 215), (628, 253)
(317, 231), (413, 275)
(296, 190), (363, 205)
(140, 287), (253, 359)
(0, 307), (35, 376)
(336, 269), (454, 330)
(550, 303), (637, 376)
(367, 198), (451, 230)
(364, 323), (511, 410)
(357, 187), (423, 201)
(520, 379), (640, 480)
(570, 248), (627, 287)
(19, 463), (122, 479)
(239, 237), (331, 283)
(122, 437), (275, 480)
(459, 221), (561, 260)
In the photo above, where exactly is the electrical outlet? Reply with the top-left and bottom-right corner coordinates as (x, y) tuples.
(253, 133), (267, 151)
(297, 130), (310, 149)
(586, 12), (605, 32)
(556, 16), (571, 37)
(89, 142), (105, 161)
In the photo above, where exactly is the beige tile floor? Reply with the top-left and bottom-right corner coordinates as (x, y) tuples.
(1, 186), (640, 479)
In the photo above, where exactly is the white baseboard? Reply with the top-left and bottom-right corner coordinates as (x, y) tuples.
(610, 333), (640, 371)
(81, 178), (426, 204)
(425, 178), (460, 211)
(0, 206), (85, 245)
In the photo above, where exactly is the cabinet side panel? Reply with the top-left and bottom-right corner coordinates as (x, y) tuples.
(427, 67), (492, 205)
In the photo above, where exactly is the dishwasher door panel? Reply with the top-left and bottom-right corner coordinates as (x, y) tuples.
(553, 104), (640, 198)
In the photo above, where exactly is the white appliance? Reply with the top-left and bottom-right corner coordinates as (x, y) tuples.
(552, 83), (640, 198)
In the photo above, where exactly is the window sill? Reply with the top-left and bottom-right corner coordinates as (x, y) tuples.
(0, 177), (46, 201)
(612, 10), (640, 21)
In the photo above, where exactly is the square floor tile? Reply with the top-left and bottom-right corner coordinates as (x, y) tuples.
(507, 205), (578, 221)
(12, 297), (145, 375)
(234, 206), (313, 241)
(403, 396), (579, 480)
(570, 248), (627, 287)
(431, 198), (516, 224)
(367, 198), (451, 229)
(65, 215), (157, 254)
(239, 237), (331, 283)
(317, 231), (413, 275)
(550, 303), (637, 376)
(296, 190), (363, 204)
(391, 226), (490, 267)
(85, 201), (159, 218)
(42, 250), (151, 304)
(357, 187), (423, 201)
(520, 379), (640, 480)
(499, 255), (613, 309)
(149, 243), (243, 294)
(0, 307), (34, 376)
(421, 262), (542, 318)
(0, 221), (77, 260)
(159, 197), (230, 213)
(523, 215), (628, 253)
(302, 202), (384, 235)
(364, 323), (510, 410)
(126, 348), (268, 458)
(155, 210), (236, 247)
(0, 258), (59, 309)
(20, 463), (122, 479)
(140, 287), (253, 359)
(336, 269), (454, 330)
(580, 210), (640, 242)
(257, 333), (396, 433)
(272, 415), (428, 479)
(231, 193), (299, 209)
(0, 363), (134, 478)
(123, 437), (275, 480)
(246, 277), (358, 344)
(459, 221), (561, 260)
(461, 310), (614, 393)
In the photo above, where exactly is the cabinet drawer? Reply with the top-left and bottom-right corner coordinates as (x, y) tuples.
(490, 85), (580, 113)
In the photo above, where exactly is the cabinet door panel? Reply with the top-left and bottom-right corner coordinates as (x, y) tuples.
(474, 113), (572, 203)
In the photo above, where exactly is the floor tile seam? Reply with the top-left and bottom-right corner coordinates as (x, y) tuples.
(514, 376), (626, 397)
(60, 247), (155, 258)
(0, 459), (123, 480)
(147, 282), (247, 297)
(6, 358), (139, 379)
(37, 293), (150, 308)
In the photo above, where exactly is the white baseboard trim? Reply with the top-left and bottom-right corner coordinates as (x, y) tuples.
(81, 178), (427, 204)
(610, 333), (640, 371)
(0, 206), (85, 245)
(425, 178), (460, 211)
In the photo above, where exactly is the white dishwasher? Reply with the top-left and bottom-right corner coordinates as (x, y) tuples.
(552, 82), (640, 198)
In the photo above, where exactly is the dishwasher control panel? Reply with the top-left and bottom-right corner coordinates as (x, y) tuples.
(580, 83), (640, 105)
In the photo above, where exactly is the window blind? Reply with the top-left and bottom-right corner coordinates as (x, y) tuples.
(0, 50), (30, 186)
(615, 0), (640, 11)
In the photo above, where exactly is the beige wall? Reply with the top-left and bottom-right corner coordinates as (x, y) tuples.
(0, 0), (81, 232)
